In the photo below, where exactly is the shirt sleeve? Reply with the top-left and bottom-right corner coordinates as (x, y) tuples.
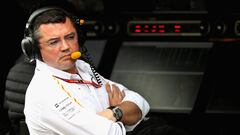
(79, 60), (150, 131)
(104, 79), (150, 131)
(43, 104), (126, 135)
(25, 95), (126, 135)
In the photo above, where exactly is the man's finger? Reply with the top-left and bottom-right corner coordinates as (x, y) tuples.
(122, 90), (126, 98)
(105, 83), (111, 93)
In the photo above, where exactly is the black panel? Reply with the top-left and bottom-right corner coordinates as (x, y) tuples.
(110, 41), (212, 113)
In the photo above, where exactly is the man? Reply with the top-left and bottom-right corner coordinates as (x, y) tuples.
(22, 7), (150, 135)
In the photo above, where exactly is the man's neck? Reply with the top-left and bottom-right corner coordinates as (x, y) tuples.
(65, 66), (78, 74)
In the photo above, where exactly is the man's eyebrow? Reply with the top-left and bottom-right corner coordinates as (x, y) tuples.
(46, 37), (60, 43)
(65, 32), (75, 37)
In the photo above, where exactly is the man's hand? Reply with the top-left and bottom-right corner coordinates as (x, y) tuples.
(102, 83), (142, 125)
(105, 83), (125, 106)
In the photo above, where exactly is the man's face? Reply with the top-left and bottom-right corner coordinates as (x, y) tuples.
(38, 17), (80, 72)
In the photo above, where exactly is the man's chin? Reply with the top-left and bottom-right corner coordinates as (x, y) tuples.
(61, 63), (76, 71)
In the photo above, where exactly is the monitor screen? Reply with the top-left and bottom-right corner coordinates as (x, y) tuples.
(110, 41), (212, 113)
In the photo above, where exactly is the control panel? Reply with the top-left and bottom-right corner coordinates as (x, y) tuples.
(83, 12), (240, 41)
(127, 20), (207, 36)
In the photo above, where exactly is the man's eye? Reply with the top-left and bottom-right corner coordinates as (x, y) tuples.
(66, 35), (75, 40)
(48, 40), (59, 46)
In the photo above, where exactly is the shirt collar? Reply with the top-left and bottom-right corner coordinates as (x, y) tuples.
(36, 59), (80, 80)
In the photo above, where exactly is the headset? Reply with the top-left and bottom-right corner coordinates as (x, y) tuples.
(21, 7), (87, 62)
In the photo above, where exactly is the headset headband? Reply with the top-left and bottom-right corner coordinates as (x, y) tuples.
(25, 7), (61, 30)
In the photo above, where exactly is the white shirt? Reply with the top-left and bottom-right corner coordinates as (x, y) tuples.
(24, 59), (150, 135)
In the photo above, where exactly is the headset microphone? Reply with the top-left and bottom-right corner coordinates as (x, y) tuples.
(71, 51), (81, 59)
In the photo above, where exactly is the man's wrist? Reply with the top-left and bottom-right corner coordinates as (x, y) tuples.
(107, 106), (123, 122)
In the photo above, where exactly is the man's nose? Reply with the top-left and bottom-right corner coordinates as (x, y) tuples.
(61, 40), (70, 50)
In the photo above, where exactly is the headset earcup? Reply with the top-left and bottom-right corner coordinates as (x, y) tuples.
(75, 18), (87, 46)
(21, 36), (35, 61)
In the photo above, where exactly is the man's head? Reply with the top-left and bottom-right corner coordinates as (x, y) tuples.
(21, 7), (86, 62)
(21, 7), (86, 72)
